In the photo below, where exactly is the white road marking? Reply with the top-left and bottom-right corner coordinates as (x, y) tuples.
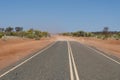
(69, 42), (80, 80)
(67, 41), (74, 80)
(0, 41), (57, 78)
(67, 41), (80, 80)
(87, 46), (120, 65)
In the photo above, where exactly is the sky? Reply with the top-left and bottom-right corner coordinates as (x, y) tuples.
(0, 0), (120, 33)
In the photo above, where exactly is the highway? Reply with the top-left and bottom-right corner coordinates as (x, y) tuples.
(0, 41), (120, 80)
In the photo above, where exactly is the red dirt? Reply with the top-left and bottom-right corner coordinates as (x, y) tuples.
(73, 37), (120, 58)
(0, 36), (119, 70)
(56, 36), (120, 58)
(0, 37), (55, 70)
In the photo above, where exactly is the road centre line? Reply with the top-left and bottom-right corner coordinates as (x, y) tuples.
(67, 41), (74, 80)
(67, 41), (80, 80)
(0, 41), (57, 78)
(69, 42), (80, 80)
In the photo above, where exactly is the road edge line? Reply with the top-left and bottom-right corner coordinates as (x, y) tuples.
(76, 41), (120, 65)
(0, 41), (57, 78)
(86, 46), (120, 65)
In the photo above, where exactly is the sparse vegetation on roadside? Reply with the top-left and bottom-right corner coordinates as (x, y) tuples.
(61, 27), (120, 40)
(60, 31), (95, 37)
(0, 32), (4, 38)
(0, 27), (50, 40)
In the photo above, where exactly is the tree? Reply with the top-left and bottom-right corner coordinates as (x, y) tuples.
(15, 27), (23, 32)
(28, 28), (34, 33)
(5, 27), (14, 32)
(0, 28), (4, 32)
(74, 31), (85, 37)
(42, 32), (49, 37)
(103, 27), (109, 33)
(62, 32), (71, 36)
(0, 28), (4, 38)
(85, 32), (94, 37)
(34, 30), (42, 37)
(102, 27), (109, 39)
(0, 33), (4, 38)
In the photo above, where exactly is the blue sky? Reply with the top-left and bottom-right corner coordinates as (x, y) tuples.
(0, 0), (120, 33)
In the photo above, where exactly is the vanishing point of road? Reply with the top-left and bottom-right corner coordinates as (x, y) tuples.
(0, 41), (120, 80)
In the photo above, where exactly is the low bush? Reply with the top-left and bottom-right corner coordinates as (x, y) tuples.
(0, 33), (4, 38)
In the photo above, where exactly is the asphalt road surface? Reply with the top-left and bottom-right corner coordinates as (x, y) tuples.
(0, 41), (120, 80)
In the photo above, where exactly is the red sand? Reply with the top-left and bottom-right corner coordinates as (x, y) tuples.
(0, 37), (55, 69)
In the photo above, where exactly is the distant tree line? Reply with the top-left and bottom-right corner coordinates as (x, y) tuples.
(61, 31), (94, 37)
(61, 27), (120, 40)
(92, 27), (120, 40)
(0, 27), (50, 40)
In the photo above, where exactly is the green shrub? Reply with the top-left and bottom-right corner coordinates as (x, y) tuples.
(0, 33), (4, 38)
(26, 34), (35, 39)
(35, 36), (41, 40)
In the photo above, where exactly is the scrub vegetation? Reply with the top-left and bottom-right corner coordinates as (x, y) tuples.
(0, 27), (50, 40)
(61, 27), (120, 40)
